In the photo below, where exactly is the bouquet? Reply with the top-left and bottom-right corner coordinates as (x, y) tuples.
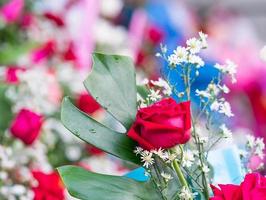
(58, 32), (266, 200)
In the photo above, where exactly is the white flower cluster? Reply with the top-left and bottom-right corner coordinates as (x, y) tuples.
(6, 68), (59, 115)
(0, 140), (53, 200)
(179, 187), (194, 200)
(246, 135), (265, 159)
(0, 145), (34, 200)
(167, 32), (207, 68)
(196, 83), (234, 118)
(214, 60), (237, 84)
(137, 77), (172, 107)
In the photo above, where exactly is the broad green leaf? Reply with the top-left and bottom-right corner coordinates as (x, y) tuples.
(58, 166), (161, 200)
(84, 53), (137, 130)
(61, 97), (139, 164)
(0, 84), (12, 134)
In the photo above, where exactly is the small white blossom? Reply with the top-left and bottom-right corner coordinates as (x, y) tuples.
(186, 37), (201, 54)
(148, 90), (162, 102)
(173, 47), (188, 63)
(199, 31), (208, 48)
(141, 78), (149, 85)
(134, 147), (143, 155)
(219, 101), (234, 117)
(168, 54), (179, 66)
(201, 164), (210, 173)
(219, 84), (230, 94)
(161, 172), (173, 182)
(220, 124), (232, 138)
(208, 83), (220, 96)
(246, 135), (256, 148)
(199, 136), (208, 144)
(140, 151), (154, 168)
(214, 60), (237, 83)
(182, 150), (195, 168)
(151, 78), (172, 96)
(195, 89), (211, 98)
(179, 187), (193, 200)
(210, 100), (220, 111)
(255, 138), (265, 151)
(188, 54), (204, 68)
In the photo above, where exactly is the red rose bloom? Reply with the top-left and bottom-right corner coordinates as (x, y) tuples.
(211, 173), (266, 200)
(128, 98), (191, 150)
(76, 93), (101, 115)
(10, 108), (43, 145)
(32, 171), (65, 200)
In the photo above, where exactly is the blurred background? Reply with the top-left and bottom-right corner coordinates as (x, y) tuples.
(0, 0), (266, 199)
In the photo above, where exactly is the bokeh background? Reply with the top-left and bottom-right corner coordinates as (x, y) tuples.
(0, 0), (266, 199)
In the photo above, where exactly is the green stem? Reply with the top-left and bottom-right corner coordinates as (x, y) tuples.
(172, 159), (188, 188)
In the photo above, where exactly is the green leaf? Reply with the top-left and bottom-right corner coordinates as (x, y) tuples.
(0, 84), (12, 134)
(84, 53), (137, 130)
(58, 166), (161, 200)
(61, 97), (139, 164)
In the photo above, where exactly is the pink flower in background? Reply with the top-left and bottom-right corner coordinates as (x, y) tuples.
(76, 93), (101, 115)
(247, 156), (264, 171)
(10, 108), (43, 145)
(5, 66), (25, 84)
(0, 0), (24, 23)
(31, 40), (56, 63)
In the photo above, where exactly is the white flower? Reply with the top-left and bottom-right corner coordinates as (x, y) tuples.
(208, 83), (220, 96)
(260, 46), (266, 62)
(188, 55), (204, 68)
(255, 138), (265, 151)
(168, 54), (179, 66)
(152, 148), (168, 160)
(210, 100), (220, 111)
(182, 150), (195, 168)
(195, 89), (211, 98)
(134, 147), (143, 155)
(219, 84), (230, 94)
(148, 90), (162, 102)
(161, 172), (173, 182)
(199, 136), (208, 144)
(179, 187), (193, 200)
(141, 78), (149, 85)
(201, 164), (210, 173)
(173, 47), (188, 63)
(219, 101), (234, 117)
(220, 124), (232, 138)
(151, 78), (172, 96)
(246, 135), (255, 148)
(140, 151), (154, 168)
(214, 60), (237, 83)
(199, 31), (208, 48)
(186, 37), (201, 54)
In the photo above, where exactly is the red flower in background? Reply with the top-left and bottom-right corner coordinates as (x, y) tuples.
(128, 98), (191, 150)
(76, 93), (101, 115)
(44, 12), (65, 27)
(5, 66), (25, 84)
(211, 173), (266, 200)
(10, 108), (43, 145)
(31, 40), (56, 63)
(146, 25), (164, 45)
(32, 171), (65, 200)
(0, 0), (24, 23)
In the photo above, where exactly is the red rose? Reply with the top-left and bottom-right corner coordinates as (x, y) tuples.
(10, 108), (43, 145)
(76, 93), (101, 115)
(127, 98), (191, 150)
(32, 171), (65, 200)
(211, 173), (266, 200)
